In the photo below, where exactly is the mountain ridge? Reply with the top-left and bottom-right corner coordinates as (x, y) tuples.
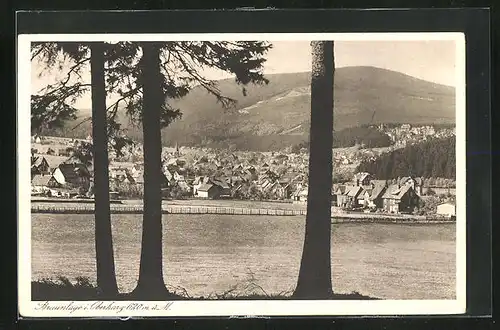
(42, 66), (456, 151)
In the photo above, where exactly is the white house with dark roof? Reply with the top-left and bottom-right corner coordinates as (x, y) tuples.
(196, 183), (220, 199)
(52, 163), (91, 188)
(437, 202), (456, 217)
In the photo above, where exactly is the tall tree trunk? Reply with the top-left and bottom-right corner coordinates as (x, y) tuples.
(132, 42), (169, 298)
(293, 41), (335, 299)
(89, 42), (119, 297)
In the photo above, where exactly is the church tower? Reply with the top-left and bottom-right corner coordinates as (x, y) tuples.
(174, 142), (181, 157)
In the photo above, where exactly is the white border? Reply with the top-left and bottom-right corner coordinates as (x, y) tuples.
(18, 32), (466, 317)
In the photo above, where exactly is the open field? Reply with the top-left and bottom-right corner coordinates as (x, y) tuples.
(32, 214), (456, 300)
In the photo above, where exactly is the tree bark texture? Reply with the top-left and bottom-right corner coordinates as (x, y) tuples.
(90, 41), (119, 297)
(293, 41), (335, 299)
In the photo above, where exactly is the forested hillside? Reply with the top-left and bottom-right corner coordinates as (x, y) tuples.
(356, 137), (456, 179)
(291, 126), (392, 152)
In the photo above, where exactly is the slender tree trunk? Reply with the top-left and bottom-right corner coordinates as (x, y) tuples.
(90, 42), (119, 297)
(293, 41), (335, 299)
(132, 42), (170, 298)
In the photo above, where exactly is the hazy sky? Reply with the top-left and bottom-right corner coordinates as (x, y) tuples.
(202, 40), (457, 85)
(32, 40), (457, 109)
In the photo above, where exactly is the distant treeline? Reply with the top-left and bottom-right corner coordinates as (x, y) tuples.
(44, 119), (393, 152)
(356, 137), (456, 179)
(291, 126), (392, 152)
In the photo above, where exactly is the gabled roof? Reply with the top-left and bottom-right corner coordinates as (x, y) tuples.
(33, 156), (49, 167)
(334, 185), (347, 195)
(360, 188), (372, 198)
(298, 189), (308, 197)
(399, 176), (414, 185)
(347, 186), (363, 197)
(197, 183), (215, 192)
(370, 184), (386, 200)
(32, 174), (53, 186)
(57, 163), (90, 180)
(382, 184), (412, 200)
(292, 186), (308, 197)
(354, 172), (371, 182)
(133, 172), (145, 184)
(212, 178), (230, 189)
(193, 176), (203, 185)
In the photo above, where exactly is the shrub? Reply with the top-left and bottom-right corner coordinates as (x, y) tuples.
(112, 182), (144, 199)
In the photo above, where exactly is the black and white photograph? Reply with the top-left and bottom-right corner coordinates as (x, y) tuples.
(18, 32), (466, 317)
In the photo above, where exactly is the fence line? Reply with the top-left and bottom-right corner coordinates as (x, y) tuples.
(30, 204), (308, 216)
(29, 204), (453, 223)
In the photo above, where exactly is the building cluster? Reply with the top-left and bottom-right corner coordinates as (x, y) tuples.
(375, 124), (455, 148)
(332, 172), (422, 214)
(30, 126), (456, 214)
(154, 144), (310, 200)
(31, 155), (92, 197)
(30, 142), (312, 201)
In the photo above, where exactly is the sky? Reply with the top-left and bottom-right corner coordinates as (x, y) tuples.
(31, 39), (457, 109)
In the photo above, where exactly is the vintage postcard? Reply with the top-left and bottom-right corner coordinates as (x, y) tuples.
(18, 32), (466, 317)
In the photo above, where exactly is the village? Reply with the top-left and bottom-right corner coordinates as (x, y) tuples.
(30, 123), (457, 218)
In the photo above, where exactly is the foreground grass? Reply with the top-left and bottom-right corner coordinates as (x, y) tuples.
(32, 277), (377, 301)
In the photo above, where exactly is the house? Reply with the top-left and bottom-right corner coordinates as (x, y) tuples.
(58, 148), (72, 157)
(52, 163), (91, 188)
(192, 176), (208, 195)
(399, 176), (423, 196)
(174, 171), (185, 182)
(334, 185), (349, 207)
(177, 180), (193, 195)
(211, 178), (231, 197)
(31, 156), (51, 175)
(346, 186), (363, 208)
(175, 159), (187, 167)
(196, 183), (221, 199)
(110, 167), (134, 183)
(277, 180), (294, 199)
(367, 183), (387, 209)
(292, 187), (308, 203)
(232, 164), (244, 172)
(230, 175), (244, 186)
(197, 155), (209, 163)
(162, 169), (174, 183)
(165, 158), (178, 166)
(357, 188), (372, 207)
(353, 172), (373, 186)
(241, 171), (255, 182)
(264, 181), (288, 200)
(260, 178), (273, 191)
(31, 174), (58, 190)
(371, 179), (388, 188)
(382, 184), (420, 214)
(133, 171), (144, 185)
(437, 202), (456, 217)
